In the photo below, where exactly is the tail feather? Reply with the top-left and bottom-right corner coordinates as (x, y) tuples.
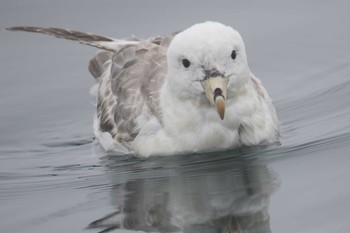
(6, 26), (138, 51)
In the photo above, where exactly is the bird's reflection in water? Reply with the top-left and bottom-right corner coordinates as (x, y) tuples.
(88, 149), (279, 233)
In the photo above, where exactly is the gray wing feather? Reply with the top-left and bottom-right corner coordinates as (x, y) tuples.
(89, 51), (113, 80)
(7, 26), (113, 42)
(97, 37), (174, 142)
(6, 26), (135, 51)
(7, 25), (176, 143)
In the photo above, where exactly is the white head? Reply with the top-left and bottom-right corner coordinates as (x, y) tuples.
(166, 22), (251, 119)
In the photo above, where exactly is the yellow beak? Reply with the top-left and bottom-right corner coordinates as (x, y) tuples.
(201, 76), (228, 120)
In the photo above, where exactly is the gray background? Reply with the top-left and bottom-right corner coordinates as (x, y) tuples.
(1, 1), (350, 233)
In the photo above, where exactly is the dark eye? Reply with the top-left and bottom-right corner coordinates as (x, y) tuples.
(182, 59), (190, 68)
(231, 50), (236, 59)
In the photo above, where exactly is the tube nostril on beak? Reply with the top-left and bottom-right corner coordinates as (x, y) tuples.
(214, 88), (222, 94)
(214, 88), (222, 99)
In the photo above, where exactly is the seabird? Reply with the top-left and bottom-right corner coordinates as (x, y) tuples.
(7, 22), (279, 157)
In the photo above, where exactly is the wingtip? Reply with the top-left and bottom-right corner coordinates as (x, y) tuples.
(5, 26), (41, 32)
(6, 26), (25, 31)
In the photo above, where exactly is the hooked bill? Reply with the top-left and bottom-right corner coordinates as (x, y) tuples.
(201, 76), (228, 120)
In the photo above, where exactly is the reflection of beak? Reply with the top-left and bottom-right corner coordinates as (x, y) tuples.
(201, 75), (228, 120)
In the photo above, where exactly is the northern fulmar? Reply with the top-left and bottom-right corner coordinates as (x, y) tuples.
(7, 22), (279, 157)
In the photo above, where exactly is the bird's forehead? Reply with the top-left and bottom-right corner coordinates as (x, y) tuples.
(169, 36), (235, 64)
(169, 22), (242, 58)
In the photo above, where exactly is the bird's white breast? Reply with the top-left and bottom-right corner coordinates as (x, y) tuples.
(133, 80), (278, 157)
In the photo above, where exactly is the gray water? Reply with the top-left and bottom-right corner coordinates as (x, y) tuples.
(1, 1), (350, 232)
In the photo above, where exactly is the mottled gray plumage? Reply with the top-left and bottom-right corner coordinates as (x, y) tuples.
(7, 23), (279, 156)
(93, 35), (175, 142)
(7, 26), (175, 143)
(88, 51), (112, 80)
(7, 26), (115, 50)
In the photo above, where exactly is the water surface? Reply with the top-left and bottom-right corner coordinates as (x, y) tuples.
(1, 1), (350, 233)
